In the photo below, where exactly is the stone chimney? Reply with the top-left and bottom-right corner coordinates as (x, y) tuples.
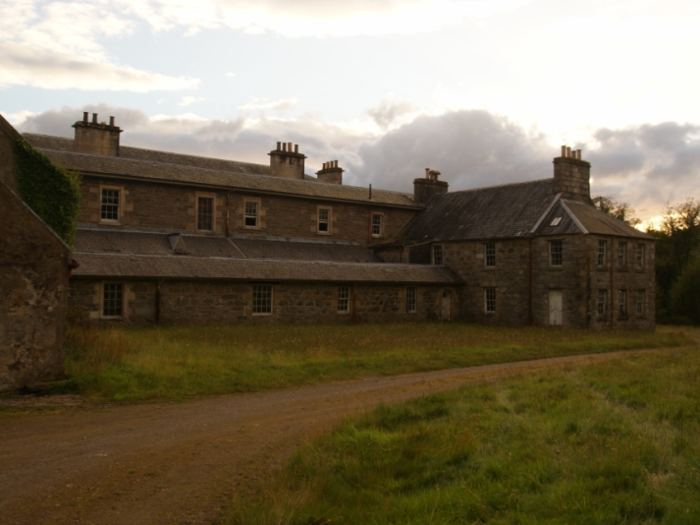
(553, 145), (591, 203)
(268, 141), (306, 180)
(316, 160), (343, 185)
(72, 112), (122, 156)
(413, 168), (448, 205)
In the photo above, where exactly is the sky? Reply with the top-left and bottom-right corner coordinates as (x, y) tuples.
(2, 0), (699, 225)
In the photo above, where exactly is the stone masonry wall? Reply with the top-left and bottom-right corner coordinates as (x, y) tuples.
(79, 177), (416, 245)
(68, 279), (455, 325)
(1, 182), (71, 391)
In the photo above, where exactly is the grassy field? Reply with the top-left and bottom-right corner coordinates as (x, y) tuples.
(54, 322), (691, 402)
(225, 347), (700, 525)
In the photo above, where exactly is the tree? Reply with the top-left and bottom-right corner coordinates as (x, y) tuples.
(592, 195), (641, 227)
(670, 259), (700, 325)
(659, 198), (700, 274)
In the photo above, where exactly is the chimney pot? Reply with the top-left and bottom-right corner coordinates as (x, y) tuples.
(287, 142), (292, 152)
(566, 146), (571, 157)
(561, 145), (566, 157)
(109, 116), (115, 127)
(576, 149), (582, 160)
(283, 143), (287, 152)
(294, 144), (299, 153)
(276, 141), (281, 150)
(83, 112), (88, 123)
(92, 113), (98, 124)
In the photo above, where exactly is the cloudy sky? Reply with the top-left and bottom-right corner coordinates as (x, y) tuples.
(2, 0), (699, 224)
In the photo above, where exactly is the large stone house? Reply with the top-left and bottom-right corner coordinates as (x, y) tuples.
(20, 112), (655, 329)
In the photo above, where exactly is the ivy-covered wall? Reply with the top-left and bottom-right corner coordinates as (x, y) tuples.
(12, 137), (81, 246)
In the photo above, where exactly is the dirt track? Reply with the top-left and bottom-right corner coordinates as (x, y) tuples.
(0, 348), (684, 525)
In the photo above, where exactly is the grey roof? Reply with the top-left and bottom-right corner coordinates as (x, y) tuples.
(75, 228), (383, 263)
(71, 252), (460, 283)
(400, 179), (557, 242)
(559, 200), (652, 239)
(23, 133), (416, 208)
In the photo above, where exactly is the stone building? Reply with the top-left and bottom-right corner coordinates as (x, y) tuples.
(0, 115), (74, 392)
(19, 113), (654, 329)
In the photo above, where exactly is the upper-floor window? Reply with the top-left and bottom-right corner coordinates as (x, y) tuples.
(252, 284), (272, 315)
(597, 289), (607, 316)
(484, 244), (496, 267)
(371, 213), (383, 237)
(245, 201), (259, 228)
(618, 289), (627, 317)
(618, 242), (627, 267)
(598, 240), (607, 267)
(338, 286), (350, 313)
(318, 207), (331, 234)
(433, 245), (443, 265)
(636, 244), (645, 269)
(100, 187), (121, 223)
(485, 287), (496, 313)
(197, 195), (214, 232)
(550, 240), (563, 267)
(102, 283), (123, 318)
(406, 287), (417, 313)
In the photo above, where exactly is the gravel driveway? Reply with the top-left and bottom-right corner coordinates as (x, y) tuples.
(0, 348), (678, 525)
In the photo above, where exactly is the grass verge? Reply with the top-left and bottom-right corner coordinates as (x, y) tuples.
(226, 347), (700, 524)
(55, 323), (691, 403)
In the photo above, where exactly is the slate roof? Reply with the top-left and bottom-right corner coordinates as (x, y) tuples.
(400, 179), (557, 242)
(560, 200), (652, 239)
(23, 133), (417, 208)
(75, 228), (383, 263)
(71, 253), (459, 283)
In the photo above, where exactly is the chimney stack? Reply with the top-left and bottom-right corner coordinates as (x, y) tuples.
(413, 168), (448, 205)
(268, 140), (307, 180)
(316, 159), (344, 185)
(72, 113), (122, 156)
(553, 145), (591, 203)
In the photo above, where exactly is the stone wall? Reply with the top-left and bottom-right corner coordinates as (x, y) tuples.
(0, 181), (72, 391)
(79, 177), (416, 245)
(68, 279), (456, 325)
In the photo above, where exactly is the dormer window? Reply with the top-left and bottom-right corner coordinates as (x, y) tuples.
(550, 217), (562, 227)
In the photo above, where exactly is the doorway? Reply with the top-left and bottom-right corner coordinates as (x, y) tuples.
(441, 291), (451, 321)
(549, 290), (562, 326)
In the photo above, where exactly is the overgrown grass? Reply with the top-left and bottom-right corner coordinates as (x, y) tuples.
(61, 323), (691, 403)
(226, 348), (700, 524)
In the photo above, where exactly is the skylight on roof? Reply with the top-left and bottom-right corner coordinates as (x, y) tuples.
(550, 217), (562, 226)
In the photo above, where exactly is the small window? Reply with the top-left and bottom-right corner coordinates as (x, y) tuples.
(550, 240), (563, 266)
(597, 289), (607, 316)
(484, 244), (496, 267)
(245, 201), (258, 228)
(318, 208), (331, 233)
(406, 287), (416, 313)
(636, 290), (646, 316)
(618, 289), (627, 317)
(102, 283), (123, 318)
(598, 240), (607, 267)
(371, 213), (383, 237)
(338, 286), (350, 313)
(197, 196), (214, 231)
(618, 242), (627, 267)
(636, 244), (645, 269)
(252, 285), (272, 315)
(550, 217), (562, 227)
(100, 188), (120, 222)
(485, 288), (496, 313)
(433, 245), (443, 265)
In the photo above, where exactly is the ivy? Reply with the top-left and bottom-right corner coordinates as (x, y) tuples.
(12, 137), (82, 246)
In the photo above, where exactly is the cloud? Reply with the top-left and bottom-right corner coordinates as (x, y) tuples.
(0, 41), (200, 92)
(237, 98), (299, 114)
(12, 103), (699, 222)
(178, 96), (206, 107)
(367, 96), (416, 130)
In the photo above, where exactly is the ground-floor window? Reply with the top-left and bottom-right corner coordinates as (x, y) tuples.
(597, 289), (607, 316)
(406, 287), (416, 313)
(252, 284), (273, 315)
(484, 287), (496, 313)
(636, 289), (646, 316)
(102, 283), (123, 318)
(618, 289), (627, 317)
(338, 286), (350, 313)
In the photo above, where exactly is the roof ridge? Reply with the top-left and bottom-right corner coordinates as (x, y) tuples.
(447, 177), (551, 195)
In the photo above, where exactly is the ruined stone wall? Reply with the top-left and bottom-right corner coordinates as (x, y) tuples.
(78, 177), (416, 245)
(0, 182), (71, 391)
(68, 279), (452, 325)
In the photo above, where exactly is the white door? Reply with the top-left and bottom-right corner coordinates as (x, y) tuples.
(441, 292), (451, 321)
(549, 290), (562, 326)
